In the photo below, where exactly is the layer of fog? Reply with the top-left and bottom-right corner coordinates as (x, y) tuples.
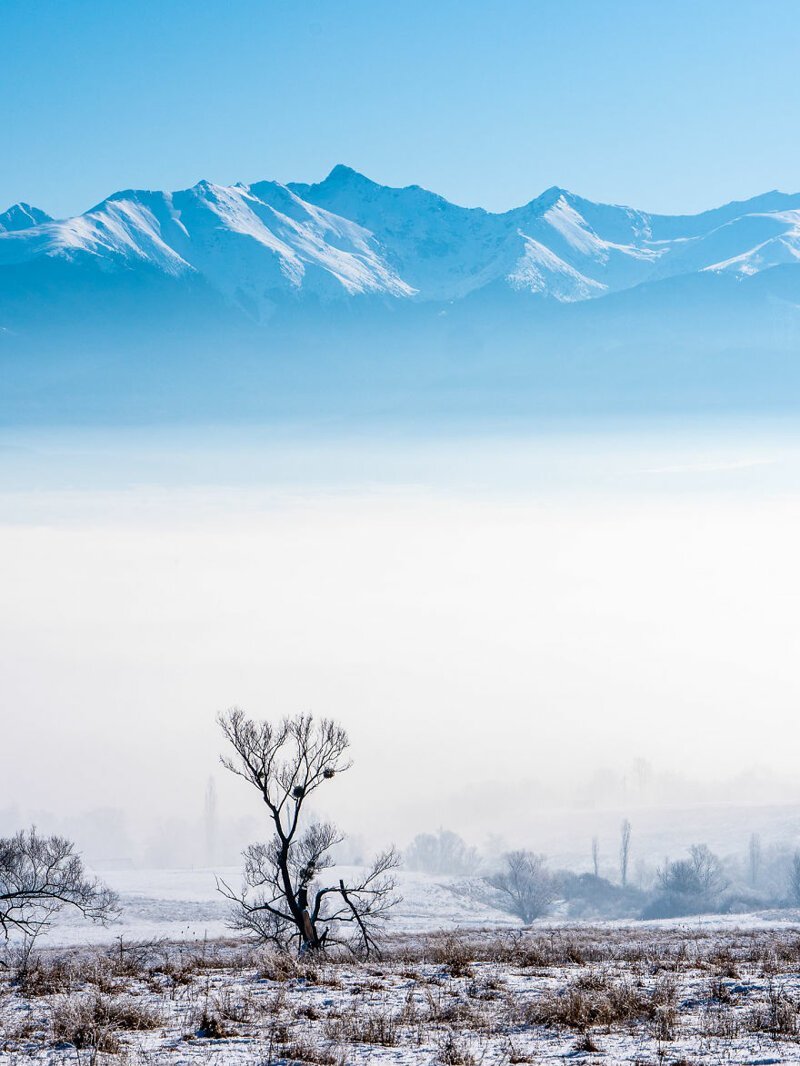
(2, 420), (799, 870)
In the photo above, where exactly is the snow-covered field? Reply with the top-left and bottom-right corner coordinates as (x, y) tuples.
(6, 925), (800, 1063)
(40, 867), (515, 948)
(9, 867), (800, 1062)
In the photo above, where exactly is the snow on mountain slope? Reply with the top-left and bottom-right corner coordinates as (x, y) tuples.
(0, 179), (414, 316)
(507, 191), (662, 292)
(508, 233), (606, 300)
(177, 180), (415, 304)
(289, 169), (654, 300)
(702, 210), (800, 276)
(644, 190), (800, 241)
(3, 168), (800, 316)
(290, 164), (515, 300)
(293, 169), (800, 301)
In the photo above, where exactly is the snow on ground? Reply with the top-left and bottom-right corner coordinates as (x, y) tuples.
(41, 867), (515, 948)
(10, 867), (800, 1061)
(38, 864), (800, 950)
(6, 925), (800, 1063)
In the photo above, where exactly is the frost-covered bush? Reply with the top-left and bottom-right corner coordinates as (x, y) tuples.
(559, 872), (646, 920)
(487, 850), (556, 923)
(643, 844), (728, 918)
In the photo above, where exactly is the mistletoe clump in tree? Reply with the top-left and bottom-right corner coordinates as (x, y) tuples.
(217, 709), (399, 957)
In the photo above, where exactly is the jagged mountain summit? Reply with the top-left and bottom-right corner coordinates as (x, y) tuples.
(0, 202), (53, 233)
(3, 167), (800, 320)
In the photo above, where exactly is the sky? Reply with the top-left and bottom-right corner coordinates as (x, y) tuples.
(4, 0), (800, 219)
(4, 2), (800, 875)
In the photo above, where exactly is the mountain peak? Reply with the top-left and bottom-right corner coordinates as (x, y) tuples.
(324, 163), (373, 186)
(529, 186), (576, 211)
(0, 202), (53, 232)
(293, 166), (472, 216)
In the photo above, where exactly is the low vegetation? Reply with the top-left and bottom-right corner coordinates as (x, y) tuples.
(4, 926), (800, 1063)
(422, 824), (800, 924)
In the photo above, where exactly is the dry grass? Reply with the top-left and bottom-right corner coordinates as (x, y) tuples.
(430, 936), (475, 978)
(324, 1005), (401, 1045)
(525, 970), (678, 1036)
(50, 992), (162, 1052)
(435, 1029), (478, 1065)
(194, 1007), (233, 1039)
(281, 1037), (345, 1065)
(746, 980), (800, 1039)
(5, 926), (800, 1063)
(259, 951), (321, 985)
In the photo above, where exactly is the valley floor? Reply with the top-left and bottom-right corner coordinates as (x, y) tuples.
(5, 925), (800, 1064)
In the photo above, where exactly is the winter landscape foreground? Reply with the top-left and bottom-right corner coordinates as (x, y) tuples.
(7, 867), (800, 1064)
(5, 426), (800, 1064)
(7, 915), (800, 1064)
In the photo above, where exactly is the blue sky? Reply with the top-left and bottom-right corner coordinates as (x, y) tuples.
(4, 0), (800, 218)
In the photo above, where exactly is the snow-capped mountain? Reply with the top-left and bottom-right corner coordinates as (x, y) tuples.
(0, 179), (413, 314)
(4, 167), (800, 320)
(290, 166), (800, 297)
(0, 202), (53, 233)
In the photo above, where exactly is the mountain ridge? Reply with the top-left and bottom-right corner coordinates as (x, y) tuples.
(4, 168), (800, 319)
(4, 167), (800, 423)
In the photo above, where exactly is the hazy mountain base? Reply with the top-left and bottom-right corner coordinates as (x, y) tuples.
(3, 262), (800, 425)
(5, 926), (800, 1064)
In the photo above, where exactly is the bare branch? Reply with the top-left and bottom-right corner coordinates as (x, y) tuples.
(0, 829), (118, 940)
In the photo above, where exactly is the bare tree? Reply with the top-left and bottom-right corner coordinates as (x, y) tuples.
(619, 819), (632, 887)
(487, 850), (555, 923)
(0, 829), (117, 941)
(657, 843), (728, 906)
(591, 836), (600, 878)
(748, 832), (761, 888)
(217, 709), (400, 957)
(789, 850), (800, 906)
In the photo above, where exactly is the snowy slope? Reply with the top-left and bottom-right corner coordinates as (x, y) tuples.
(37, 867), (514, 947)
(292, 168), (800, 299)
(0, 179), (414, 318)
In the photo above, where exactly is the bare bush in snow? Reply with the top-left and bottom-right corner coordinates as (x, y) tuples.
(487, 850), (556, 923)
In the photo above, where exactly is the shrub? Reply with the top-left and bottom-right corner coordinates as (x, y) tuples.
(560, 872), (645, 919)
(324, 1007), (400, 1045)
(51, 994), (161, 1052)
(526, 973), (677, 1034)
(645, 845), (728, 918)
(487, 851), (556, 923)
(431, 935), (473, 977)
(436, 1029), (477, 1065)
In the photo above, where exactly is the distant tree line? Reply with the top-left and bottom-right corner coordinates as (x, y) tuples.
(403, 822), (800, 924)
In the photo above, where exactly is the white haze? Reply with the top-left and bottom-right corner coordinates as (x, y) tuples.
(1, 420), (799, 867)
